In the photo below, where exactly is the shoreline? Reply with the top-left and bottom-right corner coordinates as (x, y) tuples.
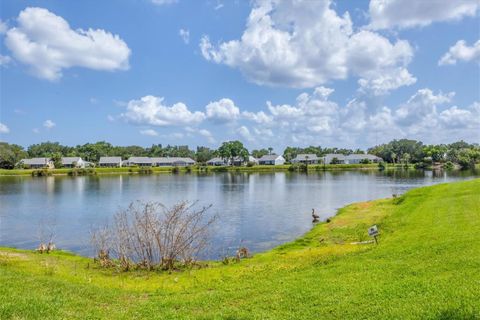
(0, 163), (424, 177)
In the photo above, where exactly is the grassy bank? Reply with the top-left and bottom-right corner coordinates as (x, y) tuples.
(1, 179), (479, 319)
(0, 163), (397, 176)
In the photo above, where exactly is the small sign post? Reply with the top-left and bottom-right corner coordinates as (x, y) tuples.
(368, 225), (379, 244)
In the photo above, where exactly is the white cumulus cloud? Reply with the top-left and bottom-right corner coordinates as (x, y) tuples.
(439, 39), (480, 66)
(205, 98), (240, 122)
(5, 7), (131, 80)
(121, 95), (205, 127)
(179, 28), (190, 44)
(200, 0), (415, 94)
(368, 0), (479, 30)
(43, 119), (55, 129)
(0, 123), (10, 134)
(198, 129), (216, 144)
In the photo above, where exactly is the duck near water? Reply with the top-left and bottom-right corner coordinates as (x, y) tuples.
(312, 208), (320, 223)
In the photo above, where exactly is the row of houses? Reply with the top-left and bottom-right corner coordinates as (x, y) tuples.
(18, 153), (382, 169)
(18, 157), (92, 169)
(18, 156), (196, 169)
(291, 153), (383, 164)
(206, 155), (286, 166)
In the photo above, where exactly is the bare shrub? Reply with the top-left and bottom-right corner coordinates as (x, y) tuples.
(37, 213), (56, 254)
(91, 201), (215, 270)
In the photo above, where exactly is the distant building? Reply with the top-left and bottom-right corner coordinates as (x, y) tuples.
(206, 157), (227, 166)
(126, 157), (153, 167)
(258, 154), (286, 165)
(232, 156), (259, 166)
(98, 157), (122, 167)
(18, 158), (54, 169)
(345, 154), (383, 164)
(61, 157), (86, 168)
(291, 154), (320, 164)
(152, 157), (195, 167)
(323, 154), (346, 164)
(323, 154), (382, 164)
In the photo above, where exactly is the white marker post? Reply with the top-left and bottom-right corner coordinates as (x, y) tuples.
(368, 225), (379, 244)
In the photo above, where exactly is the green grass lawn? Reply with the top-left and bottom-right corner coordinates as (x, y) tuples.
(1, 179), (479, 319)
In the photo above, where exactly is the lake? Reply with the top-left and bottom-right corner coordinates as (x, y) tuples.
(0, 169), (478, 259)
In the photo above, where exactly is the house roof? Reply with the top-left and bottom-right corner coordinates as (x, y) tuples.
(293, 154), (319, 161)
(151, 157), (196, 164)
(127, 157), (152, 164)
(345, 154), (382, 160)
(20, 158), (51, 165)
(206, 157), (225, 163)
(61, 157), (82, 164)
(99, 157), (122, 163)
(259, 154), (283, 161)
(324, 153), (346, 159)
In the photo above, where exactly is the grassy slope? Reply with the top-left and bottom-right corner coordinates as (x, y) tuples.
(1, 179), (479, 319)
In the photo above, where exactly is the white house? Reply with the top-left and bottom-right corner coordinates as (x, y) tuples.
(323, 154), (346, 164)
(18, 158), (54, 169)
(345, 154), (383, 164)
(291, 154), (320, 164)
(258, 154), (286, 165)
(152, 157), (196, 167)
(98, 157), (123, 167)
(126, 157), (153, 167)
(61, 157), (86, 168)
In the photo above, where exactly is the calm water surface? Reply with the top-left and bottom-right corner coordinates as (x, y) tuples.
(0, 170), (478, 258)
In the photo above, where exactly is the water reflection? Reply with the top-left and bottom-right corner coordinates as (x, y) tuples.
(0, 169), (477, 258)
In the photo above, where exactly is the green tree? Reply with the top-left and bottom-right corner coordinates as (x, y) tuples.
(195, 146), (216, 163)
(252, 149), (269, 159)
(218, 141), (249, 164)
(0, 143), (27, 169)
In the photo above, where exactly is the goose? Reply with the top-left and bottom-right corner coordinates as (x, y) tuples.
(312, 208), (320, 222)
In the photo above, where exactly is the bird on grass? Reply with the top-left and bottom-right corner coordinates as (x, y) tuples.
(312, 208), (320, 223)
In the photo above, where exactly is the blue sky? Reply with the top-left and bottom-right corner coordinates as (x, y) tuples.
(0, 0), (479, 151)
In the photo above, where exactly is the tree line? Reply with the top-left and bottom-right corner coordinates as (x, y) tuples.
(0, 139), (479, 169)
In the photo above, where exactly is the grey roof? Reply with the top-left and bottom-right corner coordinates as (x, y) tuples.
(127, 157), (152, 164)
(324, 153), (346, 160)
(345, 154), (382, 160)
(61, 157), (82, 165)
(206, 157), (225, 164)
(293, 154), (319, 161)
(259, 154), (283, 161)
(151, 157), (196, 164)
(99, 157), (122, 164)
(20, 158), (51, 165)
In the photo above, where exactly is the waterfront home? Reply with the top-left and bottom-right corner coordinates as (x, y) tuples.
(61, 157), (86, 168)
(18, 158), (54, 169)
(258, 154), (286, 165)
(152, 157), (196, 167)
(206, 157), (227, 166)
(323, 154), (346, 164)
(345, 154), (383, 164)
(98, 157), (123, 167)
(232, 156), (259, 166)
(291, 154), (320, 164)
(126, 157), (153, 167)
